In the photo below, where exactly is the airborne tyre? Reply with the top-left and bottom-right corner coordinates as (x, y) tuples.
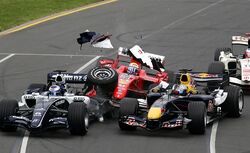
(87, 67), (118, 92)
(119, 98), (139, 131)
(188, 102), (207, 134)
(222, 86), (244, 118)
(68, 102), (88, 135)
(27, 83), (47, 93)
(214, 48), (232, 61)
(0, 99), (18, 132)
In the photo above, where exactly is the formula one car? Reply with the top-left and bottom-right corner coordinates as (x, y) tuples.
(0, 71), (117, 135)
(77, 31), (173, 104)
(214, 33), (250, 88)
(118, 62), (244, 134)
(87, 45), (173, 101)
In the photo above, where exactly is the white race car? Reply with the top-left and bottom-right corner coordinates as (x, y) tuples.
(214, 33), (250, 88)
(0, 72), (116, 135)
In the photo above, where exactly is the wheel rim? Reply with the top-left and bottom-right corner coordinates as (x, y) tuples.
(238, 91), (244, 114)
(204, 110), (207, 126)
(84, 114), (89, 130)
(92, 68), (113, 80)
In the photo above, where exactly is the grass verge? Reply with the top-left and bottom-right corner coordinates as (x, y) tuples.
(0, 0), (101, 32)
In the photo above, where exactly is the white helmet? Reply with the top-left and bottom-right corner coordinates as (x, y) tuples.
(49, 85), (61, 96)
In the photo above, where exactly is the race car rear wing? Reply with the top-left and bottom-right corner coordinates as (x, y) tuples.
(190, 73), (224, 82)
(47, 72), (87, 85)
(118, 45), (166, 72)
(232, 34), (250, 47)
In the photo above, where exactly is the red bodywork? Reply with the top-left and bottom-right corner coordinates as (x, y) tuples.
(96, 54), (169, 100)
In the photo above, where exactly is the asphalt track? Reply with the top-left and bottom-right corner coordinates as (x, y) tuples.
(0, 0), (250, 153)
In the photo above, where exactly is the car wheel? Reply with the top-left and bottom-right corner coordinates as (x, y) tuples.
(87, 67), (118, 92)
(0, 99), (18, 132)
(119, 98), (139, 131)
(188, 102), (206, 134)
(222, 86), (244, 117)
(214, 48), (232, 61)
(207, 62), (226, 90)
(68, 102), (88, 135)
(166, 70), (176, 84)
(208, 61), (225, 74)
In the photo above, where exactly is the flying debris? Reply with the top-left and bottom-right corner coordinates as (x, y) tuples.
(77, 30), (113, 49)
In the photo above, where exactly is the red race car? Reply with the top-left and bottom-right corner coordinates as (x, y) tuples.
(77, 31), (174, 105)
(86, 45), (174, 105)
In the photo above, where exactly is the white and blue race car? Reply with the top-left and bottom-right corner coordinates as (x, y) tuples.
(0, 71), (117, 135)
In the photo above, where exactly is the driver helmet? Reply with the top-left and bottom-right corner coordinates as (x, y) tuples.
(55, 75), (65, 84)
(177, 84), (187, 96)
(49, 85), (61, 96)
(245, 48), (250, 58)
(127, 62), (139, 75)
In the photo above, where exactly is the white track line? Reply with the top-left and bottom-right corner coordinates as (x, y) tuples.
(0, 54), (15, 63)
(20, 131), (29, 153)
(17, 0), (226, 152)
(74, 56), (100, 74)
(19, 56), (100, 153)
(135, 0), (225, 43)
(0, 52), (96, 57)
(210, 122), (219, 153)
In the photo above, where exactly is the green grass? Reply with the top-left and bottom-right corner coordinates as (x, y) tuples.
(0, 0), (101, 32)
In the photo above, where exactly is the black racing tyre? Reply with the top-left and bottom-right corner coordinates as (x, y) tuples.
(0, 99), (18, 132)
(68, 102), (88, 135)
(119, 98), (139, 131)
(214, 48), (232, 61)
(105, 108), (119, 119)
(166, 70), (176, 84)
(207, 62), (226, 91)
(87, 67), (118, 92)
(188, 102), (207, 134)
(27, 83), (47, 93)
(96, 57), (115, 67)
(208, 62), (225, 74)
(222, 86), (244, 118)
(148, 83), (159, 92)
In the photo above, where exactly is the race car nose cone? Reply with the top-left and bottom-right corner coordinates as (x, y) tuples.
(30, 118), (42, 128)
(147, 107), (162, 120)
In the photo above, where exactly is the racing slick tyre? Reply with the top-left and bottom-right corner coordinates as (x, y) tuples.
(0, 99), (18, 132)
(68, 102), (88, 135)
(148, 83), (159, 92)
(119, 98), (139, 131)
(207, 62), (226, 90)
(166, 70), (176, 84)
(87, 67), (118, 92)
(214, 48), (232, 61)
(188, 102), (207, 134)
(147, 84), (162, 107)
(222, 86), (244, 118)
(96, 57), (115, 68)
(208, 62), (225, 74)
(27, 83), (47, 93)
